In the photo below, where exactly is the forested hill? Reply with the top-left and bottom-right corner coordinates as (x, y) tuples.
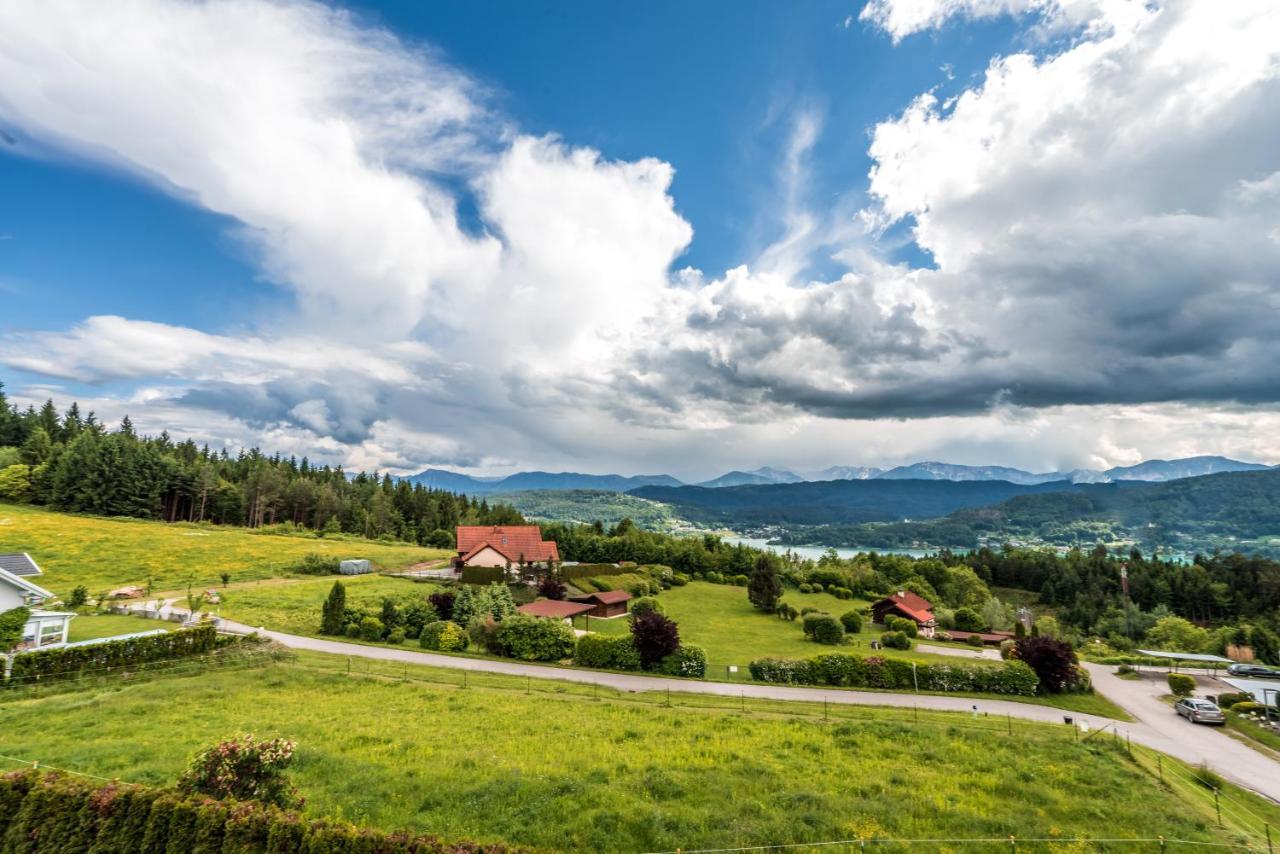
(629, 478), (1089, 526)
(796, 468), (1280, 551)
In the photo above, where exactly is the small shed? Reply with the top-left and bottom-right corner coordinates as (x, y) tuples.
(517, 599), (595, 623)
(339, 559), (372, 575)
(569, 589), (632, 619)
(943, 629), (1014, 646)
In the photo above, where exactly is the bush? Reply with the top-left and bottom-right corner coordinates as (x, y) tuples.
(659, 645), (708, 678)
(419, 620), (469, 652)
(800, 605), (819, 616)
(0, 770), (518, 853)
(537, 575), (567, 600)
(965, 634), (986, 647)
(178, 734), (300, 808)
(798, 583), (814, 594)
(631, 611), (681, 669)
(460, 565), (506, 585)
(575, 633), (642, 670)
(1214, 692), (1253, 709)
(495, 614), (576, 662)
(840, 610), (863, 634)
(1167, 673), (1196, 696)
(776, 602), (799, 621)
(358, 616), (384, 642)
(294, 553), (340, 575)
(402, 600), (440, 639)
(805, 613), (845, 645)
(630, 596), (663, 618)
(387, 628), (406, 644)
(731, 574), (749, 587)
(428, 590), (456, 621)
(1192, 763), (1225, 791)
(343, 623), (360, 638)
(953, 607), (984, 632)
(832, 587), (854, 600)
(558, 563), (627, 581)
(880, 630), (911, 650)
(705, 572), (725, 584)
(886, 615), (918, 638)
(669, 573), (690, 586)
(8, 626), (222, 682)
(1230, 701), (1265, 715)
(1014, 636), (1080, 694)
(749, 654), (1039, 695)
(320, 581), (346, 635)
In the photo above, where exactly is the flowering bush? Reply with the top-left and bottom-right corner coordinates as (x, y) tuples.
(177, 734), (301, 808)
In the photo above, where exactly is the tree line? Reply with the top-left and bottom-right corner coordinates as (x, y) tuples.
(0, 383), (520, 545)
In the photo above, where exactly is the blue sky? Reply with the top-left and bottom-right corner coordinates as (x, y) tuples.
(1, 1), (1278, 478)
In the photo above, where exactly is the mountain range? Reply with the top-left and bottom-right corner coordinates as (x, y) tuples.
(406, 456), (1270, 494)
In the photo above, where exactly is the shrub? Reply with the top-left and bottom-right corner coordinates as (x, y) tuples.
(800, 606), (820, 617)
(467, 615), (504, 654)
(537, 575), (567, 600)
(880, 630), (911, 650)
(66, 586), (89, 608)
(495, 614), (576, 662)
(840, 610), (863, 634)
(428, 591), (456, 621)
(1230, 701), (1265, 715)
(747, 555), (784, 612)
(669, 573), (690, 586)
(630, 596), (663, 618)
(730, 574), (749, 586)
(0, 606), (31, 651)
(460, 565), (506, 585)
(705, 572), (724, 584)
(8, 625), (222, 681)
(749, 653), (1039, 695)
(420, 620), (468, 652)
(659, 645), (708, 678)
(886, 615), (918, 638)
(575, 633), (642, 670)
(953, 607), (984, 632)
(832, 587), (854, 600)
(358, 617), (384, 642)
(402, 600), (439, 639)
(343, 623), (360, 638)
(806, 614), (845, 645)
(320, 581), (346, 635)
(294, 553), (340, 575)
(387, 628), (406, 644)
(1167, 673), (1195, 696)
(1192, 763), (1225, 791)
(999, 639), (1017, 660)
(776, 602), (799, 621)
(965, 634), (986, 647)
(631, 611), (680, 670)
(1014, 636), (1079, 694)
(798, 583), (814, 594)
(1214, 692), (1253, 709)
(177, 734), (301, 808)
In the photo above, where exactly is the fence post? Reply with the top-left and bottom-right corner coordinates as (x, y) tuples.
(823, 697), (828, 722)
(1007, 714), (1012, 735)
(666, 687), (671, 708)
(1265, 822), (1272, 853)
(1157, 754), (1163, 783)
(1159, 835), (1165, 851)
(1009, 834), (1016, 852)
(463, 670), (468, 689)
(1214, 788), (1222, 826)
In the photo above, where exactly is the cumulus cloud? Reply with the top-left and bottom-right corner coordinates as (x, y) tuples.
(2, 0), (1280, 476)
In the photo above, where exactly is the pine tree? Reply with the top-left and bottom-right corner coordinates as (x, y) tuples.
(747, 554), (783, 613)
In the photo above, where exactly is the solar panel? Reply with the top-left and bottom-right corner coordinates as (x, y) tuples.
(0, 553), (40, 577)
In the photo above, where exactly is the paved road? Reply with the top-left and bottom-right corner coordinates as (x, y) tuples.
(135, 603), (1280, 802)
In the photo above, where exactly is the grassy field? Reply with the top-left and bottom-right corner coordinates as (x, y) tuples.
(212, 574), (441, 634)
(0, 502), (449, 595)
(66, 613), (172, 642)
(0, 651), (1253, 852)
(1225, 710), (1280, 755)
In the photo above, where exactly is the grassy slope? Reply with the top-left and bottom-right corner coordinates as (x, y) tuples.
(0, 652), (1241, 852)
(213, 574), (441, 634)
(0, 502), (449, 595)
(66, 613), (172, 642)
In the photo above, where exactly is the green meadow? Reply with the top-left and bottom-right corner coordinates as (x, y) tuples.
(0, 502), (449, 594)
(0, 652), (1254, 852)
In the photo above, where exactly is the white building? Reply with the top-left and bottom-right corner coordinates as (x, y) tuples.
(0, 553), (74, 650)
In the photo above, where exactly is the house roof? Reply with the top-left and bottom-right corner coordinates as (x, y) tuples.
(456, 526), (559, 563)
(875, 590), (935, 624)
(0, 567), (53, 602)
(517, 599), (595, 619)
(0, 553), (41, 577)
(570, 590), (632, 606)
(945, 630), (1014, 643)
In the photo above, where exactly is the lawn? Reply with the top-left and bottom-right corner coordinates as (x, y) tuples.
(0, 651), (1248, 852)
(0, 502), (450, 596)
(66, 613), (172, 643)
(212, 574), (441, 634)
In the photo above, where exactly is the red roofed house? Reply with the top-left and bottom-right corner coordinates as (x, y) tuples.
(455, 525), (560, 570)
(569, 589), (632, 619)
(871, 590), (938, 638)
(517, 599), (594, 622)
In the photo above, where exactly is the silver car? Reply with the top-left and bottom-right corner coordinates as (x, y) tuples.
(1175, 697), (1225, 725)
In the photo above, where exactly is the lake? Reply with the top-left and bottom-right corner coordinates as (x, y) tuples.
(721, 536), (961, 561)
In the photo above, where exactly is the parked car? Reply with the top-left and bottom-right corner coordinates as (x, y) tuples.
(1175, 697), (1226, 725)
(1226, 663), (1280, 678)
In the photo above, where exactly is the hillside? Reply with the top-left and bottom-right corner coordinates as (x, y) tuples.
(794, 469), (1280, 551)
(0, 502), (447, 594)
(501, 488), (684, 530)
(630, 478), (1084, 526)
(406, 468), (681, 494)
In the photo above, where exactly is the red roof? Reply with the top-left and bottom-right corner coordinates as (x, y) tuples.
(876, 590), (936, 624)
(517, 599), (594, 619)
(456, 526), (559, 563)
(570, 590), (632, 606)
(944, 630), (1014, 644)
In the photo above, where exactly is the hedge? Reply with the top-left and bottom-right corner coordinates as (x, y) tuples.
(659, 645), (707, 678)
(8, 626), (224, 683)
(0, 770), (520, 853)
(573, 634), (641, 671)
(460, 566), (507, 585)
(494, 615), (576, 662)
(748, 654), (1039, 695)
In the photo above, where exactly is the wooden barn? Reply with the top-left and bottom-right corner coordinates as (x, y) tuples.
(569, 590), (632, 619)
